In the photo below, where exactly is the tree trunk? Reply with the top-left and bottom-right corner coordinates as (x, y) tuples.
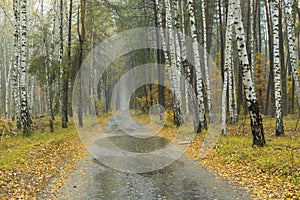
(264, 0), (275, 116)
(271, 0), (284, 136)
(5, 59), (12, 122)
(278, 0), (287, 116)
(41, 0), (54, 132)
(66, 0), (73, 121)
(188, 0), (207, 132)
(12, 0), (21, 130)
(59, 0), (67, 128)
(201, 0), (212, 118)
(153, 0), (165, 111)
(20, 0), (30, 135)
(77, 0), (86, 127)
(173, 0), (184, 126)
(232, 0), (266, 146)
(285, 0), (300, 111)
(219, 0), (225, 82)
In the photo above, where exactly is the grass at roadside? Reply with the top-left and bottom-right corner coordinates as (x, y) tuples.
(188, 115), (300, 200)
(0, 113), (111, 199)
(131, 111), (300, 199)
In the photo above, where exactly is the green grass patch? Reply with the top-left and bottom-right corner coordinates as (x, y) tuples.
(0, 112), (113, 170)
(0, 118), (79, 170)
(214, 135), (300, 186)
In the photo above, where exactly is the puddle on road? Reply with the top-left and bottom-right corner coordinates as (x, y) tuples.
(99, 135), (170, 153)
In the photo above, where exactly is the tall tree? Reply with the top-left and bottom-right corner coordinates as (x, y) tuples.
(59, 0), (68, 128)
(221, 0), (233, 135)
(172, 0), (184, 126)
(271, 0), (284, 136)
(264, 0), (275, 116)
(188, 0), (207, 132)
(12, 0), (21, 130)
(153, 0), (165, 111)
(45, 0), (57, 132)
(232, 0), (266, 146)
(201, 0), (212, 118)
(77, 0), (86, 127)
(285, 0), (300, 110)
(19, 0), (30, 135)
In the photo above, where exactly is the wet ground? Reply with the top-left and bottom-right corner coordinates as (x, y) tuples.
(43, 115), (252, 200)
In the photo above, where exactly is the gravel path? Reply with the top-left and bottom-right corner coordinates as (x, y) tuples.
(44, 116), (252, 200)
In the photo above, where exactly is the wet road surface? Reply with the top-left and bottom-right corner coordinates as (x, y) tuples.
(45, 116), (252, 200)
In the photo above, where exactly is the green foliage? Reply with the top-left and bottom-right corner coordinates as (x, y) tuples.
(28, 55), (60, 85)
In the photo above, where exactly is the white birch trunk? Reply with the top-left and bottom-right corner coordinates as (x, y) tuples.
(12, 0), (21, 129)
(271, 0), (284, 136)
(201, 0), (212, 118)
(228, 57), (237, 124)
(173, 0), (183, 125)
(188, 0), (207, 132)
(180, 0), (190, 119)
(59, 0), (67, 128)
(232, 59), (238, 123)
(30, 77), (35, 118)
(155, 0), (173, 90)
(44, 0), (55, 131)
(20, 0), (30, 135)
(222, 0), (233, 135)
(250, 0), (255, 81)
(5, 59), (12, 122)
(284, 0), (300, 110)
(232, 0), (265, 146)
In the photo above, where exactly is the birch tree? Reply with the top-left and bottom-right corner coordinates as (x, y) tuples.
(201, 0), (212, 118)
(59, 0), (68, 128)
(77, 0), (86, 127)
(222, 0), (233, 135)
(271, 0), (284, 136)
(12, 0), (21, 130)
(43, 0), (55, 132)
(19, 0), (30, 135)
(188, 0), (207, 132)
(180, 0), (191, 119)
(232, 0), (266, 146)
(172, 0), (184, 126)
(5, 61), (11, 122)
(284, 0), (300, 110)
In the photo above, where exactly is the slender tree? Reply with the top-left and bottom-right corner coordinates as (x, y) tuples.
(222, 0), (233, 135)
(77, 0), (86, 127)
(271, 0), (284, 136)
(285, 0), (300, 110)
(19, 0), (30, 135)
(188, 0), (207, 132)
(264, 0), (275, 116)
(12, 0), (21, 129)
(153, 0), (165, 111)
(172, 0), (184, 126)
(232, 0), (265, 146)
(59, 0), (68, 128)
(201, 0), (212, 118)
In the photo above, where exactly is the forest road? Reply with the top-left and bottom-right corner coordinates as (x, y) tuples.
(43, 115), (252, 200)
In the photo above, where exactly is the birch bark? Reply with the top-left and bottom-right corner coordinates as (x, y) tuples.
(271, 0), (284, 136)
(284, 0), (300, 110)
(222, 0), (233, 135)
(232, 0), (265, 146)
(188, 0), (207, 132)
(20, 0), (30, 135)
